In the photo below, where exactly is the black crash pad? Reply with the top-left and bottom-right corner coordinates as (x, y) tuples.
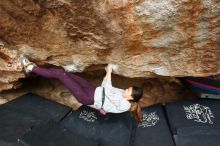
(1, 93), (71, 121)
(189, 85), (220, 98)
(179, 77), (220, 99)
(19, 120), (99, 146)
(165, 99), (220, 134)
(0, 93), (71, 145)
(61, 105), (133, 146)
(132, 104), (174, 146)
(177, 126), (220, 146)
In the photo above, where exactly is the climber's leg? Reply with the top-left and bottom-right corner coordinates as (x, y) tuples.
(19, 57), (95, 105)
(32, 66), (95, 105)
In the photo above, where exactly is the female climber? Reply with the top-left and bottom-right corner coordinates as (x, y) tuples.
(19, 56), (143, 122)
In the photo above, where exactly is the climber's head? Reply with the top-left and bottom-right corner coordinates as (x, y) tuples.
(123, 86), (143, 102)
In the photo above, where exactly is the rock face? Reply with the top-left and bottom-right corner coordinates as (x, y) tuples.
(0, 0), (219, 91)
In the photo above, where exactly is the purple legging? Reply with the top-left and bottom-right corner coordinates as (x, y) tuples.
(32, 66), (96, 105)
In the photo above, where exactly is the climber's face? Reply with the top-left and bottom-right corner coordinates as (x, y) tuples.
(123, 87), (133, 100)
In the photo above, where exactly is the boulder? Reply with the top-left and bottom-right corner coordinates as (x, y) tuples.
(0, 0), (219, 101)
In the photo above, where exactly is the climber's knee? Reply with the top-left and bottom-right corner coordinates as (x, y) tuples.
(48, 68), (66, 77)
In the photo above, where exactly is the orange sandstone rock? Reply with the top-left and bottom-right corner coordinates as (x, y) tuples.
(0, 0), (219, 91)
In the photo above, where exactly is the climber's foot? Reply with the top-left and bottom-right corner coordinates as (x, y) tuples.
(19, 56), (36, 73)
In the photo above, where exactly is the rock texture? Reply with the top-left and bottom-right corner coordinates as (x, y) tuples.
(0, 0), (219, 101)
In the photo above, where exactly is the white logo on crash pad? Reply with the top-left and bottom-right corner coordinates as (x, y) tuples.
(79, 110), (97, 123)
(184, 104), (215, 124)
(138, 112), (159, 128)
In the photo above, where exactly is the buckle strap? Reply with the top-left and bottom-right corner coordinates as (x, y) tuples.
(101, 87), (105, 108)
(100, 87), (107, 115)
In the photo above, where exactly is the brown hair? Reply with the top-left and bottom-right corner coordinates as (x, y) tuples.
(130, 86), (143, 123)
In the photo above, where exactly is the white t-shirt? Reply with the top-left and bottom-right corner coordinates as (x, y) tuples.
(93, 78), (131, 113)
